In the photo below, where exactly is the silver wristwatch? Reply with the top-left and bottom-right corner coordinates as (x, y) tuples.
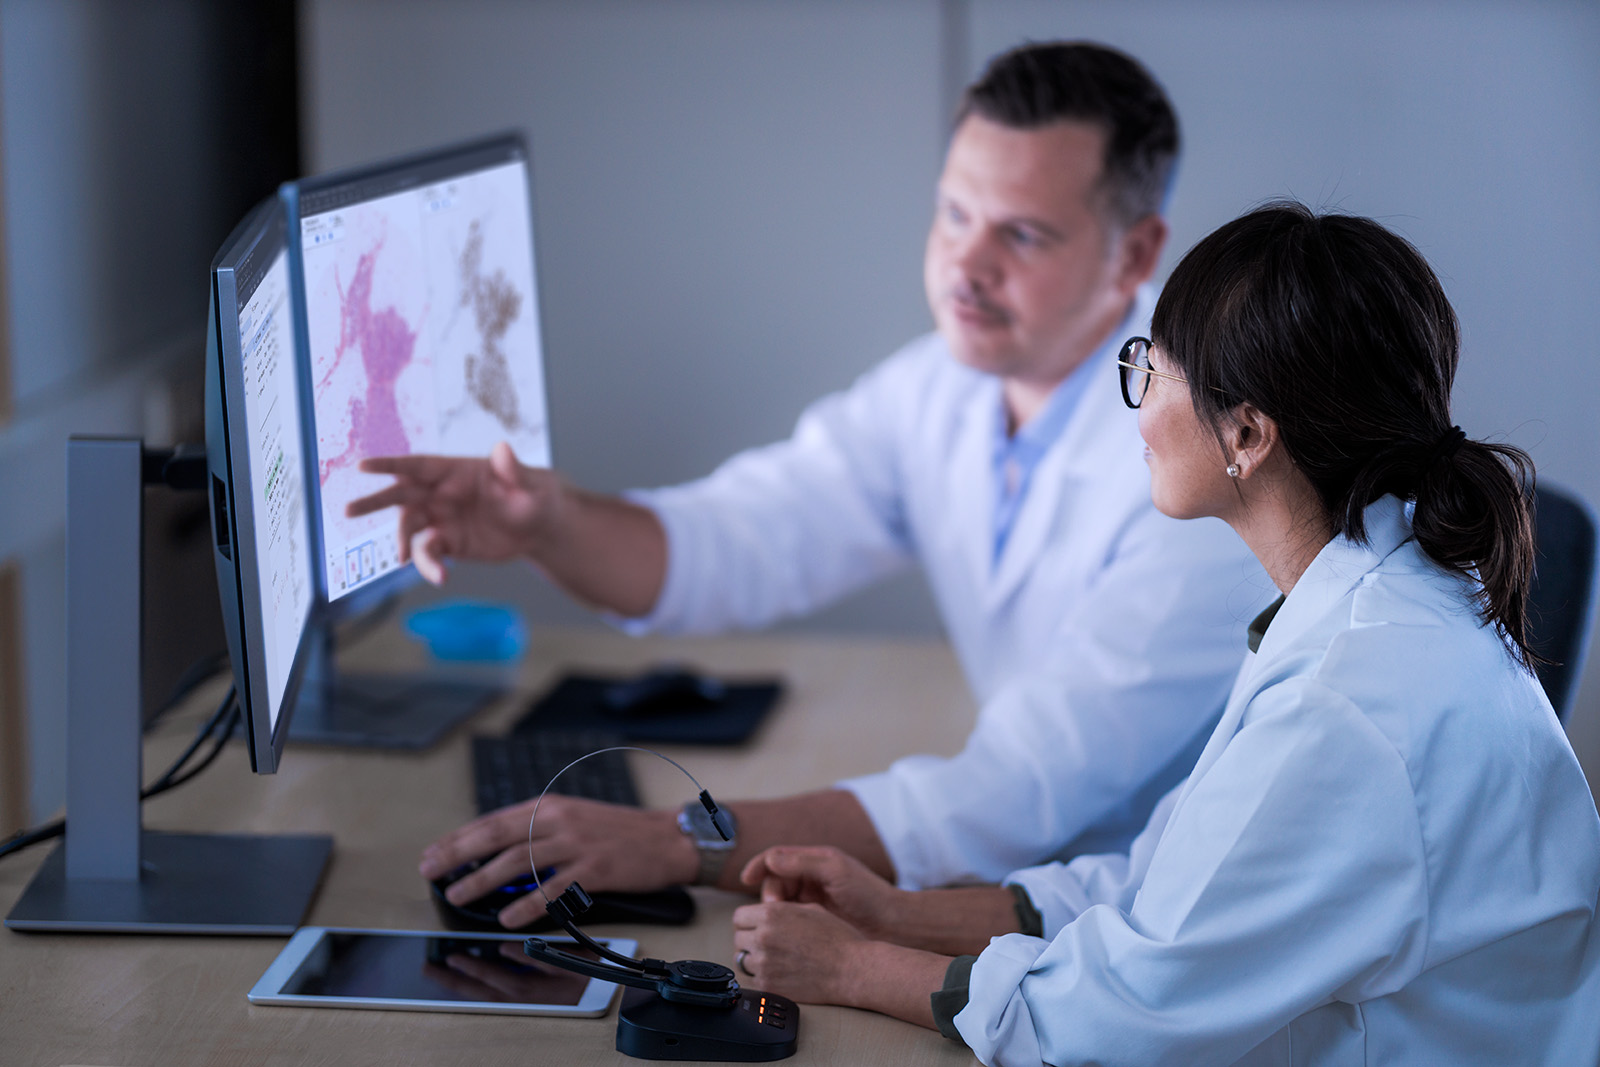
(677, 800), (738, 886)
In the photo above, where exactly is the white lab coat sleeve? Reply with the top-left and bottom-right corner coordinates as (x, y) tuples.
(616, 350), (923, 634)
(840, 509), (1269, 889)
(1002, 781), (1182, 937)
(955, 677), (1431, 1067)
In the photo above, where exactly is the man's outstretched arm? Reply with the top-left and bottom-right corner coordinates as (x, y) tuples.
(348, 441), (667, 617)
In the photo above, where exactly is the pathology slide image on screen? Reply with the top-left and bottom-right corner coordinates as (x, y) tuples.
(241, 248), (314, 729)
(301, 160), (551, 598)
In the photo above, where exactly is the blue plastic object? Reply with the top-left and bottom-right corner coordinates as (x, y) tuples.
(404, 601), (528, 662)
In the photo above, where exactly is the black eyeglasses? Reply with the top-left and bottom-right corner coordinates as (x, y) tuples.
(1116, 337), (1192, 409)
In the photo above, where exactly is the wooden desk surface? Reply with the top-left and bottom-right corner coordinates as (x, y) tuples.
(1, 625), (983, 1067)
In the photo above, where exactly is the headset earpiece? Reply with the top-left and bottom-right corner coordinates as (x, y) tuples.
(698, 790), (734, 841)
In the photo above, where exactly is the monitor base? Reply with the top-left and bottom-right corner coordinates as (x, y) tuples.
(5, 830), (332, 934)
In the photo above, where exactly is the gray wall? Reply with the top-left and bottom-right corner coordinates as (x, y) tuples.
(0, 0), (250, 822)
(2, 0), (231, 407)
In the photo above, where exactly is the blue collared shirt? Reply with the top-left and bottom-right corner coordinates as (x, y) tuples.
(990, 324), (1128, 565)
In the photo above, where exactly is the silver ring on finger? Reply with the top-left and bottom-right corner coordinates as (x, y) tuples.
(735, 949), (754, 977)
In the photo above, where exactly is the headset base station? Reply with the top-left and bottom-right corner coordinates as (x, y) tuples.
(617, 986), (798, 1061)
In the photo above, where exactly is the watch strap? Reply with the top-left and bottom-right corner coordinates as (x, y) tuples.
(678, 801), (737, 886)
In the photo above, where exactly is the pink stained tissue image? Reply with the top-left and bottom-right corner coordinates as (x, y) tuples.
(319, 241), (417, 486)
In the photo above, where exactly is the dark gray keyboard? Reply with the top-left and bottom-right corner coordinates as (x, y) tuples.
(471, 731), (639, 814)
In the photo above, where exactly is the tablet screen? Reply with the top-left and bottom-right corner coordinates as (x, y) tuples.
(282, 931), (597, 1006)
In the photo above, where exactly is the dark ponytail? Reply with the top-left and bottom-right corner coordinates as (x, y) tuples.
(1151, 201), (1540, 668)
(1409, 435), (1538, 667)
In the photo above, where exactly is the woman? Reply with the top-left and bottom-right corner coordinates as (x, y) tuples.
(729, 202), (1600, 1065)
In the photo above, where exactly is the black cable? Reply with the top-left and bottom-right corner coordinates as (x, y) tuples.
(0, 685), (241, 863)
(146, 701), (240, 795)
(0, 820), (65, 862)
(144, 684), (239, 794)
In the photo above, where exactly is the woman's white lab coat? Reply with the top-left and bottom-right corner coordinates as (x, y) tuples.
(958, 495), (1600, 1065)
(627, 300), (1274, 887)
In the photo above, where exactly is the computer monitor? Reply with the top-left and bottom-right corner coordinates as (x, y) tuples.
(292, 133), (551, 600)
(208, 195), (317, 774)
(278, 134), (550, 746)
(5, 196), (331, 934)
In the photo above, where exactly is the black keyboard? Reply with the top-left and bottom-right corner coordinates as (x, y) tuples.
(471, 731), (640, 814)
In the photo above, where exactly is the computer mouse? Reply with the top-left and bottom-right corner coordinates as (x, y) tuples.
(600, 667), (727, 717)
(430, 860), (545, 930)
(430, 859), (696, 932)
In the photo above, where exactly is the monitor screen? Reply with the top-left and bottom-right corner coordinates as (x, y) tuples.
(292, 135), (551, 600)
(237, 232), (314, 730)
(207, 196), (318, 771)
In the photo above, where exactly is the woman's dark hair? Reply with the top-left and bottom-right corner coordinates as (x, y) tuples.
(1151, 201), (1539, 667)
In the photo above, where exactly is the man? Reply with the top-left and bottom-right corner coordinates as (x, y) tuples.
(352, 42), (1270, 929)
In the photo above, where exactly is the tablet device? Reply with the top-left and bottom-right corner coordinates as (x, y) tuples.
(248, 927), (638, 1016)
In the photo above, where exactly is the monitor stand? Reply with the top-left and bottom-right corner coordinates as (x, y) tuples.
(5, 437), (330, 935)
(6, 831), (331, 934)
(287, 627), (504, 750)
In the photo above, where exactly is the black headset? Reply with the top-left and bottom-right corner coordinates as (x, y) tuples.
(520, 747), (741, 1009)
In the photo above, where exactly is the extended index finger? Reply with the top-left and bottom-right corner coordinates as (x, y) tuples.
(345, 482), (414, 518)
(358, 453), (460, 481)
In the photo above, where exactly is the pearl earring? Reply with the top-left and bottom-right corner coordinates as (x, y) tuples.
(1226, 463), (1240, 478)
